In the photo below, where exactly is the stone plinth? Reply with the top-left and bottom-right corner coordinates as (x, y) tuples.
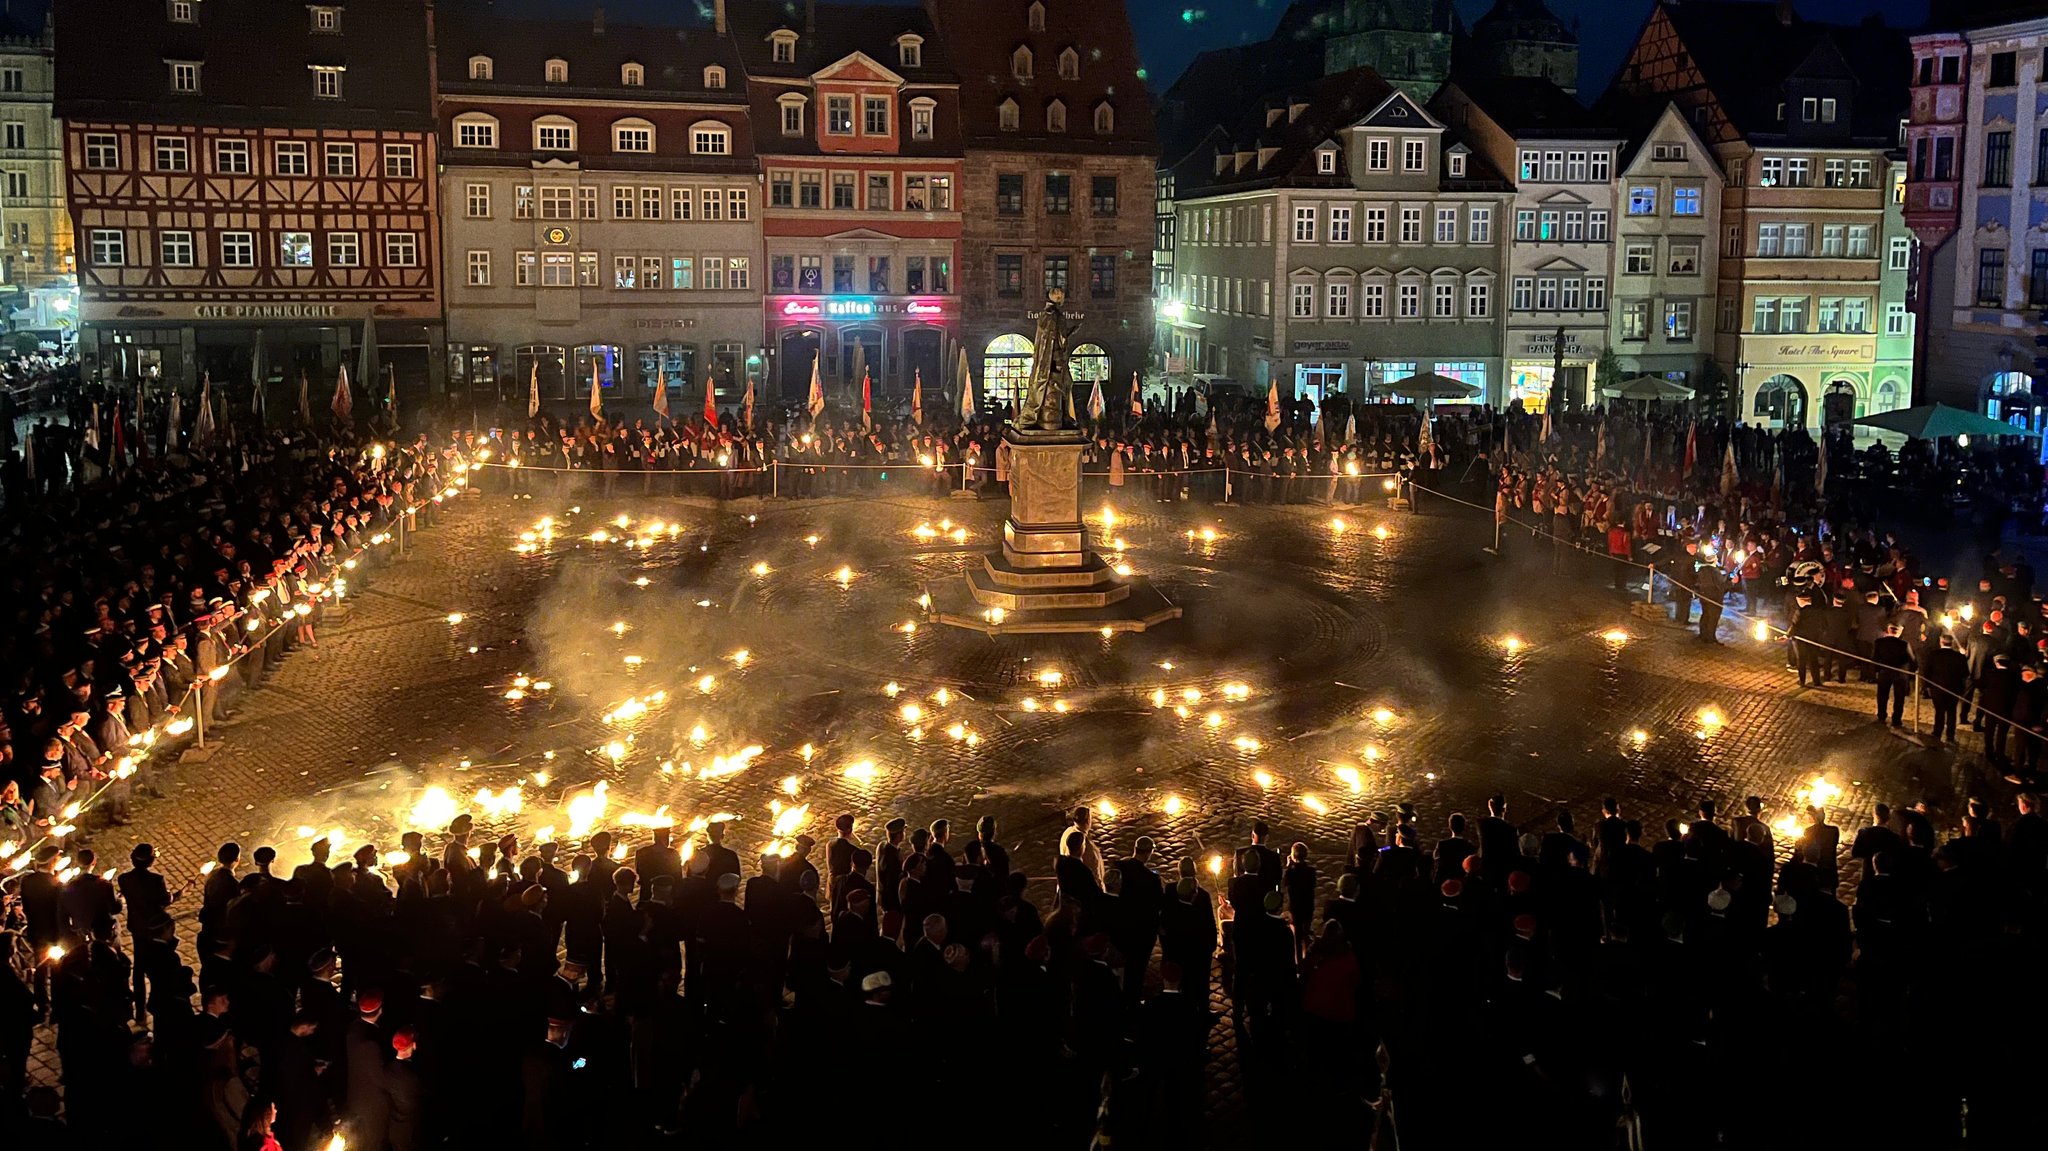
(927, 428), (1181, 635)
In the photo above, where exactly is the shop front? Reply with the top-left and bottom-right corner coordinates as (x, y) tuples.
(1505, 327), (1602, 414)
(81, 300), (444, 395)
(445, 301), (764, 417)
(1738, 335), (1878, 432)
(766, 295), (954, 405)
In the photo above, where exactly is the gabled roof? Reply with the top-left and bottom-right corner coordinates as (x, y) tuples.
(1356, 91), (1438, 130)
(726, 1), (953, 85)
(436, 7), (744, 104)
(1442, 74), (1614, 139)
(1593, 93), (1716, 171)
(1652, 0), (1907, 143)
(929, 0), (1153, 155)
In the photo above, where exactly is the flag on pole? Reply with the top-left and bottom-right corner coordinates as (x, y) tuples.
(331, 364), (352, 423)
(21, 426), (33, 482)
(1087, 378), (1105, 422)
(588, 358), (603, 422)
(1681, 421), (1697, 478)
(167, 389), (182, 450)
(861, 369), (872, 431)
(1771, 451), (1783, 513)
(1642, 422), (1653, 473)
(911, 370), (924, 427)
(1815, 429), (1828, 496)
(1540, 400), (1553, 444)
(741, 375), (755, 430)
(1263, 379), (1281, 433)
(1129, 373), (1144, 420)
(298, 372), (311, 425)
(111, 401), (126, 471)
(1595, 417), (1607, 467)
(251, 374), (266, 421)
(652, 363), (669, 420)
(955, 343), (973, 420)
(1417, 402), (1434, 461)
(1343, 411), (1356, 446)
(385, 363), (398, 427)
(1720, 438), (1737, 497)
(84, 401), (100, 452)
(703, 374), (718, 426)
(807, 352), (825, 420)
(528, 362), (541, 419)
(194, 374), (217, 447)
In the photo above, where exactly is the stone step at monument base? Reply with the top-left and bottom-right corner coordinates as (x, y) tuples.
(981, 550), (1125, 591)
(964, 564), (1132, 611)
(924, 574), (1182, 635)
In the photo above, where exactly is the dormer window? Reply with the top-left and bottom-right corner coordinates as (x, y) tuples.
(702, 65), (725, 90)
(897, 34), (923, 69)
(770, 30), (798, 64)
(612, 118), (655, 153)
(910, 96), (937, 140)
(533, 116), (576, 152)
(1448, 151), (1466, 178)
(468, 55), (492, 81)
(1028, 1), (1045, 31)
(1266, 108), (1282, 127)
(1047, 99), (1067, 133)
(1058, 47), (1079, 81)
(1316, 147), (1337, 175)
(544, 58), (567, 84)
(1093, 102), (1114, 134)
(168, 0), (196, 24)
(777, 92), (807, 136)
(1013, 46), (1033, 80)
(308, 5), (340, 33)
(622, 63), (645, 87)
(998, 98), (1019, 132)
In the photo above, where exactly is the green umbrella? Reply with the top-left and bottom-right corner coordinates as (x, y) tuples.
(1849, 402), (2040, 440)
(1601, 374), (1694, 402)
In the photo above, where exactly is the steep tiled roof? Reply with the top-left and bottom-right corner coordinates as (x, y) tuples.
(1656, 0), (1907, 143)
(437, 7), (744, 104)
(930, 0), (1152, 156)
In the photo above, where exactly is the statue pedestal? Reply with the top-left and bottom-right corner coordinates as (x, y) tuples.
(926, 429), (1181, 635)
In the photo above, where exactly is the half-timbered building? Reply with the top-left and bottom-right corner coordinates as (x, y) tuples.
(55, 0), (441, 394)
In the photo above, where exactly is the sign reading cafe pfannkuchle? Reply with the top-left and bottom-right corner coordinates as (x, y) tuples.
(86, 300), (441, 323)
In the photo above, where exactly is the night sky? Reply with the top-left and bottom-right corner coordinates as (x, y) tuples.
(484, 0), (1936, 98)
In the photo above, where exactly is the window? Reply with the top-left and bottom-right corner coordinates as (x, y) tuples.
(728, 189), (748, 220)
(642, 187), (663, 219)
(1398, 282), (1420, 318)
(1889, 235), (1911, 270)
(1823, 158), (1845, 188)
(1402, 139), (1426, 172)
(612, 187), (635, 219)
(1368, 139), (1389, 171)
(323, 142), (356, 177)
(1327, 205), (1352, 243)
(169, 61), (200, 94)
(545, 58), (567, 84)
(220, 231), (253, 267)
(1625, 242), (1653, 274)
(670, 256), (693, 289)
(1044, 255), (1069, 295)
(1885, 301), (1909, 335)
(1, 170), (23, 200)
(1670, 242), (1700, 275)
(1467, 281), (1490, 318)
(1511, 277), (1533, 310)
(1566, 151), (1588, 182)
(1364, 207), (1387, 243)
(867, 173), (890, 210)
(1045, 173), (1072, 215)
(1850, 158), (1874, 188)
(911, 98), (936, 140)
(864, 97), (890, 136)
(1991, 50), (2018, 88)
(1090, 176), (1118, 216)
(0, 70), (19, 93)
(1785, 158), (1810, 187)
(1294, 205), (1317, 243)
(1821, 97), (1837, 123)
(455, 116), (497, 149)
(1757, 223), (1781, 257)
(1586, 277), (1605, 310)
(1540, 210), (1559, 240)
(1516, 209), (1536, 242)
(1360, 281), (1384, 317)
(771, 32), (797, 64)
(169, 0), (195, 22)
(327, 231), (359, 267)
(280, 232), (311, 266)
(1058, 46), (1080, 81)
(468, 56), (493, 80)
(538, 186), (572, 219)
(701, 188), (724, 221)
(1013, 46), (1034, 79)
(1091, 254), (1118, 299)
(1400, 206), (1421, 245)
(466, 249), (490, 286)
(380, 143), (415, 179)
(996, 254), (1023, 296)
(84, 134), (118, 169)
(1291, 281), (1315, 317)
(1564, 211), (1584, 241)
(2032, 250), (2048, 307)
(1665, 302), (1693, 341)
(1628, 185), (1656, 214)
(312, 66), (343, 100)
(827, 173), (853, 210)
(613, 122), (653, 153)
(154, 136), (189, 172)
(1536, 277), (1558, 310)
(1820, 224), (1845, 257)
(1591, 152), (1611, 182)
(1781, 297), (1806, 332)
(899, 36), (923, 68)
(1622, 301), (1650, 340)
(1843, 297), (1869, 332)
(779, 96), (807, 136)
(1435, 206), (1458, 244)
(1801, 97), (1817, 122)
(1673, 186), (1702, 215)
(1986, 130), (2014, 186)
(1469, 206), (1491, 244)
(1314, 280), (1346, 318)
(159, 230), (193, 267)
(90, 229), (124, 266)
(515, 252), (537, 286)
(827, 97), (854, 136)
(998, 99), (1019, 132)
(1783, 223), (1809, 257)
(1651, 143), (1684, 162)
(688, 123), (728, 155)
(613, 256), (637, 290)
(1542, 151), (1564, 181)
(213, 138), (249, 174)
(622, 63), (647, 87)
(1847, 225), (1873, 258)
(1433, 282), (1456, 318)
(799, 172), (822, 208)
(1519, 149), (1540, 181)
(1761, 157), (1782, 186)
(728, 257), (750, 290)
(1448, 152), (1465, 177)
(532, 251), (567, 287)
(579, 187), (597, 218)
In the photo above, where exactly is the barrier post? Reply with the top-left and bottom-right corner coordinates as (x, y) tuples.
(194, 685), (206, 750)
(1913, 672), (1922, 734)
(773, 460), (780, 499)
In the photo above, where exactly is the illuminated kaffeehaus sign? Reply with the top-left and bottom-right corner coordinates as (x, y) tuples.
(776, 297), (950, 319)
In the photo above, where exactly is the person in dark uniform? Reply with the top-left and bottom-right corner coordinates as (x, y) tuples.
(1924, 632), (1970, 744)
(1872, 622), (1917, 728)
(1696, 556), (1726, 643)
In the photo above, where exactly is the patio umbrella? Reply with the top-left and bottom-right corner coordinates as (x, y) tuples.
(1602, 374), (1695, 402)
(1851, 402), (2040, 440)
(1380, 371), (1480, 401)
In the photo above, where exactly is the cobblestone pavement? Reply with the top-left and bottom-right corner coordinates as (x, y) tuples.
(30, 476), (1978, 1121)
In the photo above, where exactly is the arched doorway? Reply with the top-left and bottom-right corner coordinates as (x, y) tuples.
(779, 329), (820, 401)
(1873, 377), (1904, 415)
(1986, 370), (2034, 429)
(1753, 373), (1807, 429)
(902, 328), (943, 396)
(983, 333), (1034, 407)
(1071, 342), (1110, 385)
(1822, 378), (1858, 425)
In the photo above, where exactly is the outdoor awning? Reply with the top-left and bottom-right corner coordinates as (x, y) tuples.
(1849, 402), (2040, 440)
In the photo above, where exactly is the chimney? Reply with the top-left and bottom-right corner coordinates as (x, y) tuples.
(1776, 0), (1794, 26)
(593, 4), (605, 35)
(714, 0), (727, 34)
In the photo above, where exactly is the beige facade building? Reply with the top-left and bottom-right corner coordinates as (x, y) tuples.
(0, 10), (72, 295)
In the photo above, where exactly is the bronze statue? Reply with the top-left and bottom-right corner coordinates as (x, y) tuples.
(1016, 289), (1082, 432)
